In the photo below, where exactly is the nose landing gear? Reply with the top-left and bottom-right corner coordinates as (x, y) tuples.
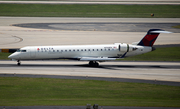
(17, 60), (21, 66)
(89, 61), (99, 67)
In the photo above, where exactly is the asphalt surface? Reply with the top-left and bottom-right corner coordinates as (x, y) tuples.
(1, 17), (180, 48)
(12, 22), (180, 33)
(1, 61), (180, 85)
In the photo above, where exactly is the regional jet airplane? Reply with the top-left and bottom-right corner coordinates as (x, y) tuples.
(8, 29), (171, 66)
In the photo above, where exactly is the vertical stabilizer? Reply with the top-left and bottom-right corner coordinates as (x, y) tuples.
(137, 29), (171, 47)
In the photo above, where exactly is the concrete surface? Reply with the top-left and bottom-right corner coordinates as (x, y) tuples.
(0, 17), (180, 48)
(1, 61), (180, 83)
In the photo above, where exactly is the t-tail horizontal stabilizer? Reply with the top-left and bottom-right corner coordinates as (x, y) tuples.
(137, 29), (172, 47)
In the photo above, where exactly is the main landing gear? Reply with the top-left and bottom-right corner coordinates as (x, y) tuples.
(89, 61), (99, 67)
(17, 60), (21, 66)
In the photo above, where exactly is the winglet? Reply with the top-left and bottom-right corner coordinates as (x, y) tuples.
(137, 29), (172, 47)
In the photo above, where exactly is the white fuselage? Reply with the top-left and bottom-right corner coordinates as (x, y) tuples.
(8, 43), (152, 61)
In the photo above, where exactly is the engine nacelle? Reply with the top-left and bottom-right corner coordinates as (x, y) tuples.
(118, 43), (137, 52)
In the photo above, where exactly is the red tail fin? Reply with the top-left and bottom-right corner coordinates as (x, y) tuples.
(138, 29), (164, 46)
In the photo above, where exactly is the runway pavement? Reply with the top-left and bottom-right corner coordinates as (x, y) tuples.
(12, 22), (180, 33)
(0, 17), (180, 48)
(1, 61), (180, 85)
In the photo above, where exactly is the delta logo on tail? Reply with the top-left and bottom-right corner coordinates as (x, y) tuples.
(138, 29), (171, 46)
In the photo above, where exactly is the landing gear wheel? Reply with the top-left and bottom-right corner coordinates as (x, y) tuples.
(17, 63), (21, 66)
(89, 61), (94, 66)
(89, 61), (99, 67)
(17, 60), (21, 66)
(94, 62), (99, 67)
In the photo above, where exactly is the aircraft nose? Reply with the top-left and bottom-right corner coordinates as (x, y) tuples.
(8, 53), (18, 59)
(8, 54), (14, 59)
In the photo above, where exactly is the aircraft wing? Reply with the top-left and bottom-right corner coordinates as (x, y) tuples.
(79, 57), (117, 61)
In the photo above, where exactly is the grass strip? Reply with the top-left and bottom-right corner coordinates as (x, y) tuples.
(122, 47), (180, 61)
(0, 4), (180, 18)
(172, 25), (180, 29)
(0, 52), (11, 60)
(0, 77), (180, 106)
(1, 47), (180, 61)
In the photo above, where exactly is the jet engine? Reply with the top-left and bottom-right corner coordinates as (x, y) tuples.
(118, 43), (137, 52)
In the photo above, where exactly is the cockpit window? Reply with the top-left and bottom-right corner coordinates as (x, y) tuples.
(21, 50), (26, 52)
(16, 49), (21, 52)
(16, 49), (27, 52)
